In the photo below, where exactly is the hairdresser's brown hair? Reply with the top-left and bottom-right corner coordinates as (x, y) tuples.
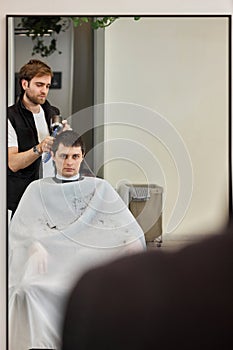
(18, 59), (53, 95)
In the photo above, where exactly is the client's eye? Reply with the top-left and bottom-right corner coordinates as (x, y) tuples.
(60, 154), (67, 159)
(72, 154), (80, 160)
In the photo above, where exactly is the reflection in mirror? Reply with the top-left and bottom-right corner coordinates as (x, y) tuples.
(7, 15), (231, 350)
(9, 16), (101, 174)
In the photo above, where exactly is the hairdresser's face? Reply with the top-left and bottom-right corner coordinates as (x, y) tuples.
(52, 143), (84, 178)
(22, 74), (51, 105)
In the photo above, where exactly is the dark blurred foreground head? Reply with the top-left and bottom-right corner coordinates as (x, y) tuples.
(62, 222), (233, 350)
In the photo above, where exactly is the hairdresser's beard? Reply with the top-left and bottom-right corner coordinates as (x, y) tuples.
(25, 91), (47, 106)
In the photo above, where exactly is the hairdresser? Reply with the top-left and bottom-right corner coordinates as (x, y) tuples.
(8, 59), (70, 215)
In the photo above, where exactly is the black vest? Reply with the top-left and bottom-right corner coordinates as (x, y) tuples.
(8, 99), (60, 213)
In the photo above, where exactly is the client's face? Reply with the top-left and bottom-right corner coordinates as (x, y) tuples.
(52, 143), (84, 177)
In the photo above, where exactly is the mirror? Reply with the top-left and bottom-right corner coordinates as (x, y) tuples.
(7, 15), (231, 349)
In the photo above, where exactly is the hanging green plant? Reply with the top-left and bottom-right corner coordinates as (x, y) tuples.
(17, 16), (70, 57)
(72, 16), (141, 29)
(16, 16), (140, 57)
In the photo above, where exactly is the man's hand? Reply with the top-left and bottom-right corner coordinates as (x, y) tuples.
(61, 119), (72, 132)
(38, 135), (55, 154)
(38, 120), (72, 154)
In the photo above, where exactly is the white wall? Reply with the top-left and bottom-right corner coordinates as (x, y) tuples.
(1, 2), (232, 350)
(104, 16), (229, 239)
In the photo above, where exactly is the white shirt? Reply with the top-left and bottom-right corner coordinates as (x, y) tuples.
(56, 173), (80, 181)
(32, 106), (50, 142)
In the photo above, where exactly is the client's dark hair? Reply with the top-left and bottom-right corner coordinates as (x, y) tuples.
(52, 130), (85, 155)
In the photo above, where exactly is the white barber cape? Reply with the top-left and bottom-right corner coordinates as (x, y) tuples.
(9, 176), (146, 350)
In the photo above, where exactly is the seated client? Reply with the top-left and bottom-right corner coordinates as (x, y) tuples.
(9, 130), (146, 350)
